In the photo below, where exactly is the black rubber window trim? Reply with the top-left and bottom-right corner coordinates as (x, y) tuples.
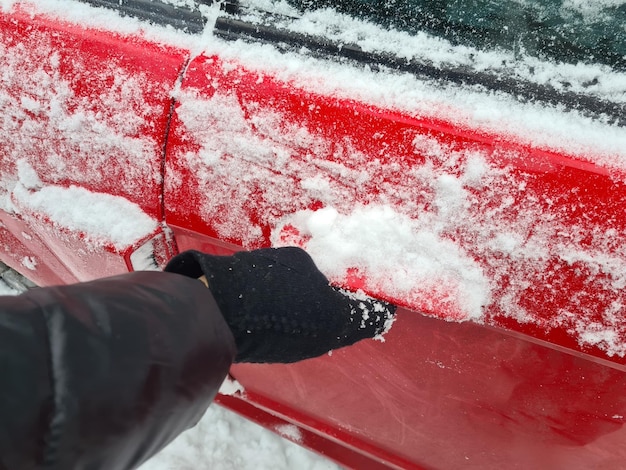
(78, 0), (224, 33)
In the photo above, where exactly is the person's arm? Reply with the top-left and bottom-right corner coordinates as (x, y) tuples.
(0, 246), (394, 470)
(0, 271), (236, 470)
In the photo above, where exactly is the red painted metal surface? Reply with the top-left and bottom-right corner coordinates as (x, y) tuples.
(163, 53), (626, 468)
(173, 230), (626, 469)
(2, 4), (626, 469)
(166, 54), (626, 366)
(0, 7), (185, 283)
(227, 312), (626, 469)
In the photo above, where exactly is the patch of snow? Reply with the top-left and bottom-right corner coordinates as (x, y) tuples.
(20, 256), (37, 271)
(561, 0), (624, 18)
(278, 206), (489, 322)
(0, 0), (205, 49)
(129, 237), (161, 271)
(0, 12), (167, 211)
(0, 279), (20, 296)
(0, 3), (175, 253)
(274, 424), (303, 443)
(13, 181), (158, 250)
(139, 404), (339, 470)
(241, 0), (625, 104)
(219, 376), (245, 396)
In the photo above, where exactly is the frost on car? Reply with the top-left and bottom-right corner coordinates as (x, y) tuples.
(1, 0), (626, 469)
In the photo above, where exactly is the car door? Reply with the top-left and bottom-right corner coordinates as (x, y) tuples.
(0, 1), (187, 285)
(162, 1), (626, 468)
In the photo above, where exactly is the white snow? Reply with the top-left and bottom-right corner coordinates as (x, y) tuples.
(4, 0), (622, 171)
(140, 374), (336, 470)
(129, 237), (162, 271)
(274, 206), (489, 321)
(0, 0), (174, 255)
(219, 376), (246, 396)
(20, 256), (37, 271)
(139, 404), (339, 470)
(193, 376), (336, 470)
(0, 2), (169, 216)
(12, 179), (158, 250)
(0, 279), (19, 295)
(0, 0), (202, 49)
(274, 424), (303, 443)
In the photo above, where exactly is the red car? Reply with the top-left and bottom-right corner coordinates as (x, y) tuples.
(1, 0), (626, 468)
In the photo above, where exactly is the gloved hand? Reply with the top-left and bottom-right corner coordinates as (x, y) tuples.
(165, 247), (395, 363)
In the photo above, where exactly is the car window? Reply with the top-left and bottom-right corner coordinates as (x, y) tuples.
(286, 0), (625, 70)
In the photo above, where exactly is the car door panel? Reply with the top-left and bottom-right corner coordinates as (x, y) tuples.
(163, 49), (626, 468)
(0, 5), (186, 283)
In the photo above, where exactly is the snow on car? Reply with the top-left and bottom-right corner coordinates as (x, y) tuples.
(1, 0), (625, 468)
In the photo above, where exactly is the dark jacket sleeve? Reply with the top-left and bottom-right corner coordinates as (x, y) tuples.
(0, 271), (236, 470)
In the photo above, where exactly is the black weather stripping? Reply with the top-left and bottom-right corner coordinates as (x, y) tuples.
(214, 16), (625, 127)
(79, 0), (231, 33)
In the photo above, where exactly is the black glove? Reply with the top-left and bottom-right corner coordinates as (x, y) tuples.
(165, 247), (395, 363)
